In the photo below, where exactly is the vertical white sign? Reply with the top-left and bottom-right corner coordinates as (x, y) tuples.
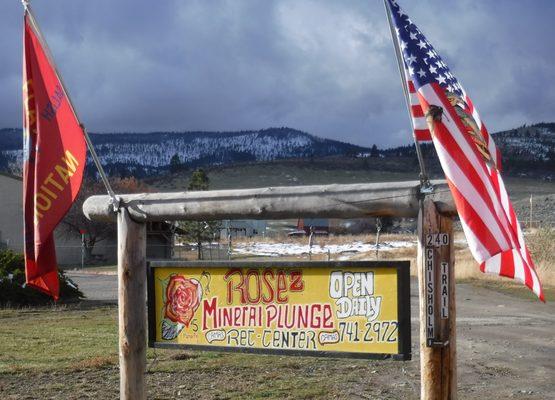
(440, 262), (449, 319)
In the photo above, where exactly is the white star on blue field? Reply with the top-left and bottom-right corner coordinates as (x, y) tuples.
(388, 0), (464, 97)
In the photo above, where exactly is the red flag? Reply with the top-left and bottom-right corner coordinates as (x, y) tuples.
(23, 13), (86, 299)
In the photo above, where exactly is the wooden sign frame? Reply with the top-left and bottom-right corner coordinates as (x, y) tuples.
(147, 260), (411, 360)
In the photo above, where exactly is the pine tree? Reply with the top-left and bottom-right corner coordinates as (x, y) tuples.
(169, 153), (182, 173)
(187, 168), (209, 190)
(180, 169), (220, 259)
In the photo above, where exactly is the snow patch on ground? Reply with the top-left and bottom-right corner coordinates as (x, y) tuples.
(232, 240), (415, 257)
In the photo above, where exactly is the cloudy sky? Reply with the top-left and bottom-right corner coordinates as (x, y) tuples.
(1, 0), (554, 147)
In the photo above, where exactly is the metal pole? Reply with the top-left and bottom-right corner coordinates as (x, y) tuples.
(375, 217), (382, 260)
(23, 3), (119, 209)
(383, 0), (431, 190)
(82, 125), (118, 204)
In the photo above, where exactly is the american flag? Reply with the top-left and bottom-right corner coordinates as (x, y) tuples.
(386, 0), (544, 301)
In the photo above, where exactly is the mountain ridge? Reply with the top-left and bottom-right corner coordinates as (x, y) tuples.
(0, 123), (553, 178)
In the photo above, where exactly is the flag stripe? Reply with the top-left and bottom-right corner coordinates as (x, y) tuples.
(490, 167), (519, 244)
(411, 105), (424, 118)
(512, 249), (527, 284)
(414, 129), (431, 141)
(481, 252), (500, 274)
(446, 179), (504, 259)
(409, 92), (420, 104)
(406, 73), (432, 143)
(499, 249), (516, 278)
(461, 217), (490, 262)
(413, 119), (429, 131)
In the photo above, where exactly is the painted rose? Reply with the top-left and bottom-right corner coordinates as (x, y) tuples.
(164, 275), (202, 327)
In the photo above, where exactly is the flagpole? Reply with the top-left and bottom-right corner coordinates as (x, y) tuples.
(383, 0), (432, 191)
(23, 1), (120, 210)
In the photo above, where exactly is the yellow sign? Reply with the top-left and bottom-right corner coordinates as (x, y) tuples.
(148, 261), (410, 359)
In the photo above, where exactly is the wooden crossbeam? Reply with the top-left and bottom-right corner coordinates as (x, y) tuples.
(83, 180), (455, 222)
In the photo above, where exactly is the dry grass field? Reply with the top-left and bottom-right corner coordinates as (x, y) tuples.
(211, 228), (555, 296)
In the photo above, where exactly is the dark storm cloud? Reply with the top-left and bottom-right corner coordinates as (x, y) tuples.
(0, 0), (553, 147)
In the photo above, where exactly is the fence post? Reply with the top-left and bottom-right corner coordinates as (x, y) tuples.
(417, 198), (456, 399)
(80, 232), (85, 269)
(308, 226), (314, 260)
(118, 207), (147, 400)
(375, 217), (382, 259)
(529, 194), (533, 230)
(227, 224), (232, 260)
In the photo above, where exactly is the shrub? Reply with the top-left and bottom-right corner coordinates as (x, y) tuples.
(527, 228), (555, 286)
(527, 228), (555, 265)
(0, 249), (84, 306)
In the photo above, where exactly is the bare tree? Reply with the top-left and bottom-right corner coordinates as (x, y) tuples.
(61, 177), (150, 261)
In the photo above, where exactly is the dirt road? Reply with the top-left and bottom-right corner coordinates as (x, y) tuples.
(445, 283), (554, 399)
(66, 272), (554, 399)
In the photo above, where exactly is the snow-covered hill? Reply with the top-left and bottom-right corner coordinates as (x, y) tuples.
(0, 127), (367, 176)
(493, 123), (555, 163)
(378, 123), (555, 178)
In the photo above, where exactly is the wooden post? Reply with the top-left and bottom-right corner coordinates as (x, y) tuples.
(118, 207), (147, 400)
(417, 198), (456, 399)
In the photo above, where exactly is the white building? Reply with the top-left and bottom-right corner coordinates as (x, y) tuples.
(221, 220), (267, 238)
(0, 172), (24, 252)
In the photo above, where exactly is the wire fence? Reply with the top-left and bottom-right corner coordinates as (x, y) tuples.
(51, 242), (233, 267)
(2, 216), (554, 268)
